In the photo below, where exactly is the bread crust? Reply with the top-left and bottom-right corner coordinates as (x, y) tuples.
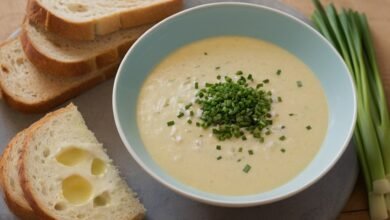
(20, 28), (96, 77)
(0, 63), (119, 113)
(26, 0), (183, 41)
(0, 132), (38, 220)
(20, 23), (136, 77)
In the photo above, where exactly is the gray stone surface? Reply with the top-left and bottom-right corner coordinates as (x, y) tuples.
(0, 1), (358, 219)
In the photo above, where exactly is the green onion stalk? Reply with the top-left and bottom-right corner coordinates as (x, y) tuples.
(312, 1), (390, 219)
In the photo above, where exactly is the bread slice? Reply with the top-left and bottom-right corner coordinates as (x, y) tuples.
(19, 104), (145, 220)
(0, 39), (119, 113)
(21, 23), (148, 76)
(0, 131), (38, 219)
(27, 0), (182, 41)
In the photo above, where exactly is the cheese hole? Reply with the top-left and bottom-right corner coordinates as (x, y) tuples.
(56, 147), (88, 166)
(62, 175), (92, 204)
(91, 158), (106, 176)
(54, 202), (67, 211)
(93, 191), (110, 207)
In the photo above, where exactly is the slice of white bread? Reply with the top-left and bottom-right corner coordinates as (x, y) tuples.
(0, 39), (119, 113)
(27, 0), (182, 41)
(18, 104), (145, 219)
(21, 23), (148, 76)
(0, 131), (38, 219)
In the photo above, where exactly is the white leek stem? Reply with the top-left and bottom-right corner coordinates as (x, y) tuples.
(369, 192), (388, 220)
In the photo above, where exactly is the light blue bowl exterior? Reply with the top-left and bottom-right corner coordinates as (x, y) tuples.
(113, 2), (356, 207)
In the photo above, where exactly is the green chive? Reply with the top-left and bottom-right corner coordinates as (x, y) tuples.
(238, 147), (243, 152)
(306, 125), (312, 130)
(196, 122), (200, 127)
(217, 75), (221, 80)
(241, 135), (247, 141)
(195, 82), (199, 89)
(247, 74), (253, 81)
(279, 136), (286, 141)
(217, 156), (222, 160)
(281, 148), (286, 153)
(263, 79), (270, 84)
(248, 150), (254, 155)
(185, 103), (192, 109)
(177, 112), (184, 118)
(243, 164), (251, 173)
(190, 111), (194, 116)
(216, 145), (221, 150)
(216, 66), (221, 70)
(236, 71), (243, 75)
(187, 119), (192, 124)
(278, 96), (282, 102)
(167, 121), (175, 126)
(204, 52), (208, 55)
(276, 69), (282, 75)
(297, 81), (303, 87)
(256, 83), (264, 88)
(289, 113), (295, 116)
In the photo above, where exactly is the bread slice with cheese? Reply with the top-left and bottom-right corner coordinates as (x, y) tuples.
(27, 0), (182, 41)
(21, 23), (148, 76)
(0, 131), (38, 219)
(0, 39), (119, 113)
(18, 104), (145, 220)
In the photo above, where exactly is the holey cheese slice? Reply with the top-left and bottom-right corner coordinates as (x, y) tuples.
(19, 104), (145, 220)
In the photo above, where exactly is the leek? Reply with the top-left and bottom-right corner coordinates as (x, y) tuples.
(312, 1), (390, 219)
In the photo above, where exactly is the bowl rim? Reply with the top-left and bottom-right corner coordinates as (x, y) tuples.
(113, 2), (357, 207)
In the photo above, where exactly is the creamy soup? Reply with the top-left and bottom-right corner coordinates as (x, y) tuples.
(137, 36), (328, 195)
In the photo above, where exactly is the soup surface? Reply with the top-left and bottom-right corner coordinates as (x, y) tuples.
(137, 36), (328, 195)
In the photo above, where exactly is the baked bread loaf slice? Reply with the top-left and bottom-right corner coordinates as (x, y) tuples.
(0, 39), (119, 113)
(0, 131), (38, 220)
(19, 104), (145, 220)
(27, 0), (182, 41)
(21, 23), (148, 76)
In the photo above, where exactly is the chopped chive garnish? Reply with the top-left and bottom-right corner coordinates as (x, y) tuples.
(247, 74), (253, 81)
(167, 121), (175, 126)
(217, 75), (221, 80)
(256, 83), (264, 88)
(238, 147), (243, 152)
(237, 159), (242, 162)
(216, 145), (221, 150)
(278, 96), (282, 102)
(259, 137), (265, 143)
(217, 156), (222, 160)
(279, 136), (286, 141)
(236, 70), (243, 75)
(276, 69), (282, 75)
(185, 103), (192, 109)
(243, 164), (251, 173)
(195, 82), (199, 89)
(306, 125), (312, 130)
(297, 81), (303, 87)
(177, 112), (184, 118)
(204, 52), (208, 55)
(289, 113), (295, 116)
(196, 122), (200, 127)
(216, 66), (221, 70)
(281, 148), (286, 153)
(281, 125), (286, 129)
(248, 150), (254, 155)
(263, 79), (270, 84)
(265, 130), (271, 135)
(241, 135), (247, 141)
(187, 119), (192, 124)
(190, 111), (194, 116)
